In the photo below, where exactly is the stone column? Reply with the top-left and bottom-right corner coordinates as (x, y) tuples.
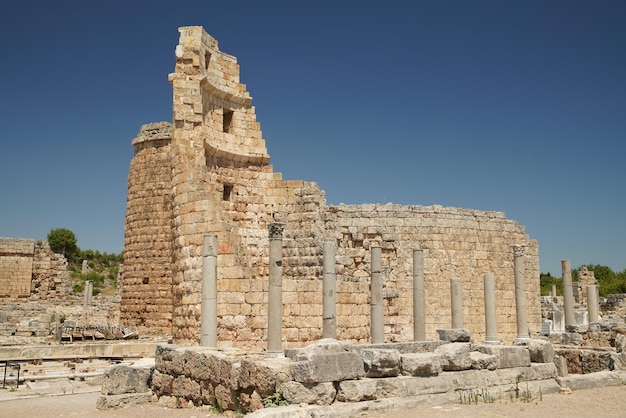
(201, 234), (218, 347)
(322, 241), (337, 339)
(552, 284), (557, 300)
(562, 259), (575, 327)
(587, 284), (599, 323)
(83, 280), (92, 321)
(413, 249), (426, 341)
(370, 245), (384, 344)
(267, 223), (285, 354)
(87, 281), (93, 306)
(450, 277), (463, 329)
(513, 245), (530, 343)
(483, 273), (500, 344)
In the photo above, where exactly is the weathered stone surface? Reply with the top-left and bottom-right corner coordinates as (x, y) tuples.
(215, 383), (236, 411)
(528, 338), (554, 363)
(556, 348), (613, 374)
(171, 375), (200, 400)
(522, 363), (558, 381)
(566, 324), (588, 333)
(434, 343), (472, 371)
(239, 390), (264, 414)
(473, 343), (531, 369)
(358, 341), (445, 354)
(436, 329), (471, 342)
(553, 354), (568, 377)
(96, 392), (153, 410)
(246, 404), (311, 418)
(549, 332), (583, 346)
(361, 348), (400, 377)
(281, 381), (336, 406)
(292, 339), (365, 383)
(557, 370), (623, 390)
(401, 352), (444, 376)
(469, 351), (497, 370)
(150, 369), (174, 396)
(101, 359), (154, 395)
(239, 356), (293, 398)
(336, 379), (378, 402)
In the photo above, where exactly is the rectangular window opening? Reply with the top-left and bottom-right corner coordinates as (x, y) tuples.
(204, 51), (211, 70)
(143, 277), (149, 285)
(223, 184), (233, 201)
(223, 109), (233, 133)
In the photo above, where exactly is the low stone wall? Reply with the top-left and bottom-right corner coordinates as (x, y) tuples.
(549, 323), (626, 374)
(127, 338), (563, 414)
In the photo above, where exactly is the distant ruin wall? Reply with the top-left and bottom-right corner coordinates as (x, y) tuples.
(0, 237), (68, 299)
(122, 26), (541, 349)
(0, 237), (34, 297)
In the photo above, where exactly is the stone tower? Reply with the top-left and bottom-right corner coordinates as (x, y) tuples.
(122, 26), (541, 348)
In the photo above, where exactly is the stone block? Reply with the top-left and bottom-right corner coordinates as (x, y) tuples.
(469, 351), (497, 370)
(434, 343), (472, 371)
(437, 328), (471, 342)
(528, 338), (554, 363)
(239, 356), (294, 398)
(292, 339), (365, 383)
(361, 348), (400, 377)
(336, 379), (377, 402)
(96, 392), (154, 410)
(401, 352), (444, 376)
(473, 344), (531, 369)
(281, 381), (336, 406)
(553, 354), (568, 377)
(557, 370), (622, 390)
(566, 324), (588, 333)
(100, 359), (154, 395)
(522, 363), (558, 381)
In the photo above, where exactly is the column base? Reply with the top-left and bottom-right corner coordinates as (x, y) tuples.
(513, 336), (531, 345)
(484, 338), (501, 345)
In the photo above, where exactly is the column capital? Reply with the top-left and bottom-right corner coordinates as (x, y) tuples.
(268, 222), (286, 239)
(512, 244), (526, 257)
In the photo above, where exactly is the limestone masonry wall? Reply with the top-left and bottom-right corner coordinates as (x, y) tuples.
(0, 237), (68, 299)
(122, 26), (540, 349)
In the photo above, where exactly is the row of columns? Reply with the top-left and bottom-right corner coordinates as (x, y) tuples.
(199, 224), (533, 352)
(560, 259), (600, 326)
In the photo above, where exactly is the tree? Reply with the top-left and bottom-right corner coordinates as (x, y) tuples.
(47, 228), (78, 261)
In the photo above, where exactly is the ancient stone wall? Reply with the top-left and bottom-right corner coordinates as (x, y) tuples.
(31, 240), (69, 299)
(0, 237), (34, 297)
(122, 26), (541, 349)
(0, 237), (68, 299)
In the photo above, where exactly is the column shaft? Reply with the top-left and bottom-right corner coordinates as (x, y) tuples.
(483, 273), (499, 343)
(413, 249), (426, 341)
(450, 277), (463, 329)
(587, 284), (599, 323)
(513, 245), (529, 342)
(322, 241), (337, 339)
(370, 246), (384, 344)
(562, 260), (576, 326)
(201, 234), (218, 347)
(267, 223), (285, 354)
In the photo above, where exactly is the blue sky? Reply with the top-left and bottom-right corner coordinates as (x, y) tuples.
(1, 1), (624, 276)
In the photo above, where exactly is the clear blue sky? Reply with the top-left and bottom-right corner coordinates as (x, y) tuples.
(1, 1), (624, 277)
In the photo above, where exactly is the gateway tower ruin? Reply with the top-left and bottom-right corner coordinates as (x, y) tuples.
(122, 26), (540, 348)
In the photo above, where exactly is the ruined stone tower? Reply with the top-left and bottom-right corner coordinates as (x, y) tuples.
(122, 26), (540, 348)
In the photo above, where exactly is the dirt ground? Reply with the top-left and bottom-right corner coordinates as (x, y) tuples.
(1, 384), (626, 418)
